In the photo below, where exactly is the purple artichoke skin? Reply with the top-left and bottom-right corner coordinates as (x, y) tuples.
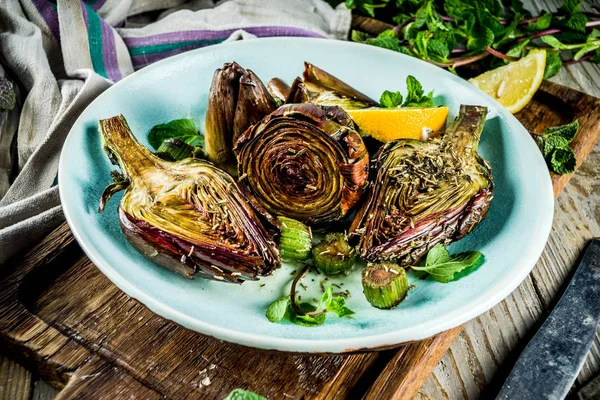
(99, 114), (280, 283)
(234, 103), (369, 226)
(205, 62), (276, 170)
(350, 105), (494, 265)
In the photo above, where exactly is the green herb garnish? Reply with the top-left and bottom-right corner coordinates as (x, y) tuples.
(148, 118), (204, 150)
(534, 120), (578, 175)
(344, 0), (600, 79)
(266, 266), (355, 327)
(379, 75), (434, 108)
(411, 243), (484, 283)
(224, 388), (267, 400)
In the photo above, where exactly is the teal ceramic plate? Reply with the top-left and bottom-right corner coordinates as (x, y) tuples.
(59, 38), (553, 353)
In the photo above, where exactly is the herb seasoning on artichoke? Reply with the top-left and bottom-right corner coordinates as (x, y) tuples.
(205, 62), (276, 170)
(362, 262), (409, 309)
(234, 103), (369, 226)
(350, 105), (493, 265)
(98, 114), (280, 283)
(312, 233), (356, 275)
(277, 216), (312, 262)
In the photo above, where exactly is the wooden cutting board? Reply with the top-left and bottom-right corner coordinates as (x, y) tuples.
(0, 84), (599, 399)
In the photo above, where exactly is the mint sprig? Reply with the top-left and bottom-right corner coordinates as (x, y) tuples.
(148, 118), (204, 150)
(379, 75), (434, 108)
(265, 268), (355, 327)
(534, 120), (578, 175)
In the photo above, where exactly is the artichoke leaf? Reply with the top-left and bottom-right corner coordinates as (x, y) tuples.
(99, 114), (280, 283)
(349, 105), (493, 265)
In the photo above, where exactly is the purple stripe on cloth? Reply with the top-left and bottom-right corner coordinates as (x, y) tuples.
(100, 18), (122, 81)
(81, 1), (89, 28)
(31, 0), (60, 41)
(131, 44), (211, 69)
(123, 25), (325, 47)
(91, 0), (108, 11)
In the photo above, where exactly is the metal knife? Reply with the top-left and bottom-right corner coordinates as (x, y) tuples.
(496, 238), (600, 400)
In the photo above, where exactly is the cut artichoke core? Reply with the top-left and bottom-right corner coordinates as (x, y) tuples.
(350, 105), (493, 265)
(99, 115), (280, 283)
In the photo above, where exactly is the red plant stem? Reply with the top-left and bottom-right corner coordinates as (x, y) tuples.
(564, 55), (592, 65)
(486, 46), (519, 61)
(441, 16), (455, 22)
(393, 17), (415, 37)
(429, 52), (490, 68)
(587, 20), (600, 28)
(452, 48), (468, 54)
(289, 264), (326, 316)
(518, 16), (540, 25)
(517, 21), (600, 42)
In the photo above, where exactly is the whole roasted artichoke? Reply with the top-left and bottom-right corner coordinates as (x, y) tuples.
(350, 105), (493, 265)
(205, 62), (276, 170)
(98, 115), (280, 283)
(234, 103), (369, 226)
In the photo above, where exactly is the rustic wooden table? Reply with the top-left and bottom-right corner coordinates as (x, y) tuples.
(1, 1), (599, 399)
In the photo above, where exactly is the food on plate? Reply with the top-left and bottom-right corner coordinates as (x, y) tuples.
(97, 60), (492, 323)
(350, 105), (493, 265)
(205, 62), (276, 170)
(469, 49), (546, 114)
(234, 103), (369, 226)
(312, 233), (356, 276)
(362, 262), (409, 309)
(98, 114), (280, 283)
(277, 216), (313, 262)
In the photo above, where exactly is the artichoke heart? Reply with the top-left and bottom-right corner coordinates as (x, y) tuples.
(350, 105), (494, 265)
(99, 115), (280, 283)
(205, 62), (276, 170)
(234, 103), (369, 226)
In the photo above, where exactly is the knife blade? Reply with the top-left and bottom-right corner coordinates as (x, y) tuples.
(496, 238), (600, 400)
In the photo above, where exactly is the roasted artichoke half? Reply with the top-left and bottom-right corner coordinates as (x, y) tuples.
(98, 115), (280, 283)
(234, 103), (370, 226)
(283, 62), (379, 109)
(205, 62), (276, 170)
(350, 105), (493, 265)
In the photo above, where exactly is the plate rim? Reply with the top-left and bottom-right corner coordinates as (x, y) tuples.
(58, 37), (554, 353)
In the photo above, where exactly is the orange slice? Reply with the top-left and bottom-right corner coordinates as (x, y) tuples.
(347, 107), (449, 142)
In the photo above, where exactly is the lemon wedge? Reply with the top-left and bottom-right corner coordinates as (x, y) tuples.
(469, 49), (546, 114)
(346, 107), (449, 142)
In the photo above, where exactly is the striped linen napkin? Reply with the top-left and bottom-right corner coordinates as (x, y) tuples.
(0, 0), (351, 265)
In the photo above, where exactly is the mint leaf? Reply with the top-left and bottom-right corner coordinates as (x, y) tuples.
(368, 36), (403, 52)
(413, 251), (484, 283)
(544, 51), (563, 79)
(402, 75), (434, 107)
(536, 120), (579, 175)
(425, 243), (450, 266)
(148, 119), (203, 150)
(291, 303), (326, 327)
(224, 388), (267, 400)
(541, 35), (583, 50)
(320, 286), (334, 308)
(550, 146), (576, 174)
(559, 0), (582, 14)
(531, 12), (552, 31)
(574, 43), (600, 60)
(351, 30), (371, 43)
(380, 90), (403, 108)
(327, 296), (355, 318)
(265, 297), (290, 322)
(467, 26), (494, 52)
(543, 120), (579, 141)
(564, 12), (588, 33)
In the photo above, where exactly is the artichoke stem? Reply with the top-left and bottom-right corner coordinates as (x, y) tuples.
(362, 263), (409, 309)
(312, 233), (356, 275)
(277, 216), (312, 262)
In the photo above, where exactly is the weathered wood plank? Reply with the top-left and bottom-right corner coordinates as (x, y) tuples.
(0, 356), (32, 400)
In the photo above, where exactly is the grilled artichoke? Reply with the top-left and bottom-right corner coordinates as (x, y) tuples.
(350, 105), (493, 265)
(205, 62), (276, 170)
(234, 103), (369, 226)
(98, 115), (280, 283)
(285, 62), (378, 109)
